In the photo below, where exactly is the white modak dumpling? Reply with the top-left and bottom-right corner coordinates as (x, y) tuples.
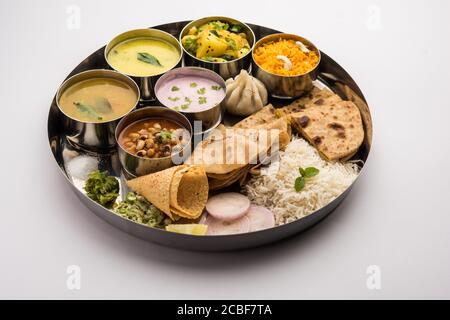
(223, 70), (268, 116)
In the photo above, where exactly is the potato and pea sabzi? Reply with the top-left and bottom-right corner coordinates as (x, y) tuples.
(181, 21), (251, 62)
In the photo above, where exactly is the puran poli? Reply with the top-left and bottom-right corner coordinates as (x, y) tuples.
(291, 100), (364, 161)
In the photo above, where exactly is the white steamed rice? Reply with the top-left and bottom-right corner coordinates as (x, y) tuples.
(244, 137), (360, 225)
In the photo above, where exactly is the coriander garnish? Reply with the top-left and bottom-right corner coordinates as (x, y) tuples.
(171, 86), (180, 92)
(198, 96), (207, 105)
(159, 130), (172, 143)
(294, 166), (319, 192)
(190, 82), (198, 88)
(230, 24), (243, 33)
(197, 87), (206, 95)
(211, 85), (222, 91)
(168, 97), (180, 102)
(181, 104), (189, 110)
(225, 38), (237, 51)
(184, 97), (192, 104)
(210, 29), (220, 37)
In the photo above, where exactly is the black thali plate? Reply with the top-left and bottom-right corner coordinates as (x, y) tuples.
(48, 21), (372, 251)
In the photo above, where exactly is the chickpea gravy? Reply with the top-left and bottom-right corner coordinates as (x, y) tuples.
(118, 118), (190, 159)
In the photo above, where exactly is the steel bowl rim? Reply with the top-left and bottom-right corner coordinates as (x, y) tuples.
(55, 68), (140, 124)
(104, 28), (183, 78)
(179, 16), (256, 65)
(252, 33), (322, 78)
(115, 106), (193, 161)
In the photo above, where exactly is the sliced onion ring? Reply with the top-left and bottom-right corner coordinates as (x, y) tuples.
(205, 214), (250, 235)
(247, 205), (275, 232)
(206, 192), (250, 221)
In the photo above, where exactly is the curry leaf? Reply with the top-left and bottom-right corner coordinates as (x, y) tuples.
(137, 52), (162, 66)
(74, 101), (103, 120)
(94, 97), (113, 113)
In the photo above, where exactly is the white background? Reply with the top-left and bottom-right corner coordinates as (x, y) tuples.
(1, 0), (449, 299)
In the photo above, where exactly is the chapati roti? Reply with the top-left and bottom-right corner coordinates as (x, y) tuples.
(291, 100), (364, 161)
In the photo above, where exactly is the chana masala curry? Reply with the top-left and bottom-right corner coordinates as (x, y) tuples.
(118, 118), (190, 159)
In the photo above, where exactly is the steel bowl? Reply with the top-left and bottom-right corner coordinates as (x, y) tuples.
(252, 33), (321, 99)
(105, 28), (183, 101)
(179, 16), (255, 80)
(154, 67), (226, 135)
(56, 69), (140, 150)
(115, 106), (193, 177)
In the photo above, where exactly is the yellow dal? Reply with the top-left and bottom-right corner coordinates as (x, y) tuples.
(107, 38), (180, 77)
(59, 78), (137, 123)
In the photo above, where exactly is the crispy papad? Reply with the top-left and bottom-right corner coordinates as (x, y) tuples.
(127, 165), (208, 220)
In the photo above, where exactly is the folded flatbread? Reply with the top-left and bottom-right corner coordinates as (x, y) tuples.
(127, 165), (208, 220)
(233, 104), (278, 129)
(276, 87), (343, 117)
(290, 100), (364, 161)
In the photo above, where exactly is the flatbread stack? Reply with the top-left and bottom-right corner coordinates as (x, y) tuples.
(234, 104), (291, 148)
(276, 87), (364, 161)
(126, 165), (209, 220)
(234, 104), (278, 129)
(187, 109), (291, 190)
